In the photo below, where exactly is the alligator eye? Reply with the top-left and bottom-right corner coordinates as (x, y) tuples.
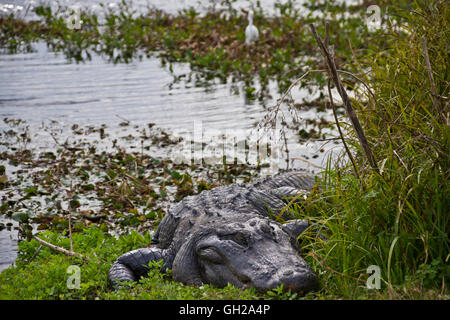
(197, 247), (223, 264)
(219, 232), (249, 247)
(233, 233), (249, 247)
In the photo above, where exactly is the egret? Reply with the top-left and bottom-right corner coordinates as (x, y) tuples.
(245, 11), (259, 45)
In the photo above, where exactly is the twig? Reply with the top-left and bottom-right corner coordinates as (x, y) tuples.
(49, 132), (66, 149)
(22, 4), (32, 19)
(309, 24), (379, 174)
(292, 157), (323, 169)
(27, 244), (43, 264)
(68, 183), (75, 254)
(328, 79), (360, 179)
(323, 21), (359, 178)
(69, 211), (73, 253)
(265, 69), (325, 124)
(32, 235), (81, 257)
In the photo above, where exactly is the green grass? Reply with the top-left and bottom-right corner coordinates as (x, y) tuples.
(0, 226), (312, 300)
(0, 227), (262, 300)
(287, 0), (449, 299)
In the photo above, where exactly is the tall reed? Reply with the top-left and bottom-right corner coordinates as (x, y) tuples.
(299, 0), (448, 297)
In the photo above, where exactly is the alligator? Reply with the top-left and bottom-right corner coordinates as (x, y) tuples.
(108, 170), (319, 294)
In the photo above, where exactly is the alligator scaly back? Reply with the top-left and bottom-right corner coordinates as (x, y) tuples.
(109, 170), (319, 294)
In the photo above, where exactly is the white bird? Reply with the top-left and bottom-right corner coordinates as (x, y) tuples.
(245, 11), (259, 46)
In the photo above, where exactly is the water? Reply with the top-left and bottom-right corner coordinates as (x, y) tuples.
(0, 0), (360, 19)
(0, 0), (345, 272)
(0, 0), (308, 17)
(0, 42), (264, 132)
(0, 217), (19, 272)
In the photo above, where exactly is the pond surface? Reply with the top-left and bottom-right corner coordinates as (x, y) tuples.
(0, 0), (309, 16)
(0, 0), (345, 272)
(0, 217), (19, 272)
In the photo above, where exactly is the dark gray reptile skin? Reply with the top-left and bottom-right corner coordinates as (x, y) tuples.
(108, 170), (319, 294)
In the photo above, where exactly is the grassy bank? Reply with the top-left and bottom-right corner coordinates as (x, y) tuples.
(0, 227), (263, 299)
(294, 0), (449, 298)
(0, 0), (448, 299)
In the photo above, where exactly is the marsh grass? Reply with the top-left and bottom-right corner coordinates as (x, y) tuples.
(289, 0), (449, 299)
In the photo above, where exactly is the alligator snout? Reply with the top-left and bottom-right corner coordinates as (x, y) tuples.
(250, 266), (318, 293)
(239, 258), (318, 294)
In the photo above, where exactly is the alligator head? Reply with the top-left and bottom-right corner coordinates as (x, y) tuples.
(172, 215), (318, 294)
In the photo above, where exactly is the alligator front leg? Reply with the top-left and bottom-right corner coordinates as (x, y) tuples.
(282, 220), (309, 248)
(108, 247), (173, 289)
(270, 186), (309, 203)
(282, 219), (326, 250)
(248, 186), (310, 219)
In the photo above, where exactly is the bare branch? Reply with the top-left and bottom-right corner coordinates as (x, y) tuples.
(33, 236), (81, 257)
(309, 24), (379, 174)
(328, 77), (360, 179)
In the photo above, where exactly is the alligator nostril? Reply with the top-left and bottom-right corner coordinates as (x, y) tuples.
(284, 270), (319, 293)
(260, 223), (271, 234)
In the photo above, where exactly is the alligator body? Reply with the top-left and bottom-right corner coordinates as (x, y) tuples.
(108, 171), (319, 294)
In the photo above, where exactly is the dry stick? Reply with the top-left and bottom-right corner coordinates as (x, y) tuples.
(323, 21), (359, 179)
(69, 211), (73, 253)
(32, 236), (81, 257)
(309, 24), (379, 174)
(68, 184), (74, 254)
(328, 78), (360, 179)
(292, 157), (324, 169)
(27, 244), (43, 264)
